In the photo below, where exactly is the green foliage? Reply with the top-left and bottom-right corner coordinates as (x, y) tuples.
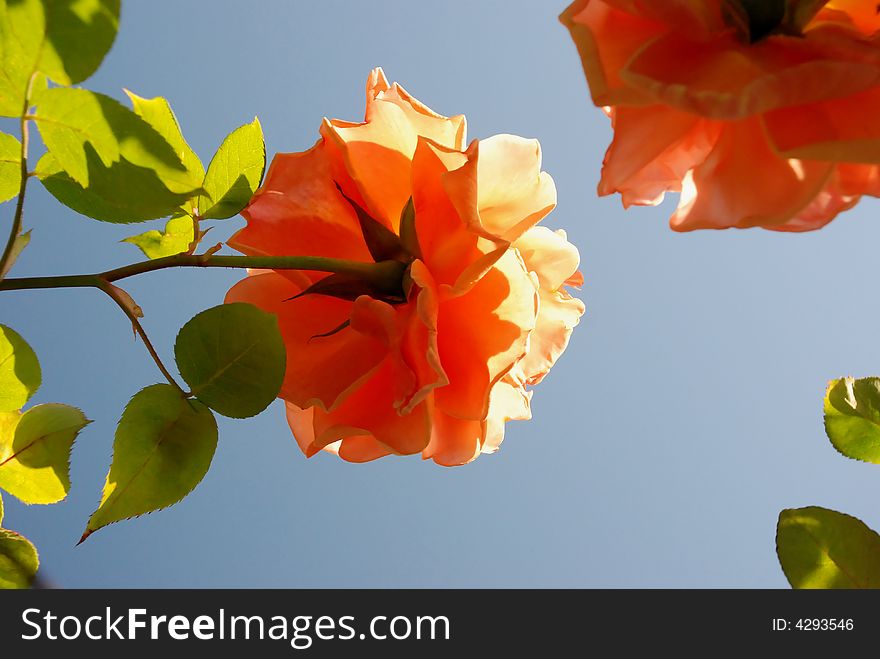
(123, 214), (195, 259)
(34, 88), (200, 191)
(0, 325), (41, 413)
(0, 528), (38, 589)
(0, 131), (21, 203)
(38, 0), (120, 86)
(777, 506), (880, 588)
(125, 90), (205, 191)
(198, 118), (265, 219)
(824, 377), (880, 463)
(83, 384), (218, 540)
(174, 303), (286, 418)
(0, 0), (119, 116)
(36, 152), (193, 223)
(0, 404), (89, 504)
(33, 89), (205, 223)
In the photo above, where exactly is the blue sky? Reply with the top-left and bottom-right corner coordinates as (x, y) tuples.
(2, 0), (880, 587)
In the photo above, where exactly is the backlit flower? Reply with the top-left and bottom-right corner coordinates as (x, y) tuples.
(225, 69), (584, 465)
(561, 0), (880, 231)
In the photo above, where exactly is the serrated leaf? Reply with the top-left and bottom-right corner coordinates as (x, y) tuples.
(125, 91), (204, 190)
(34, 87), (199, 194)
(82, 384), (217, 540)
(0, 0), (119, 117)
(175, 303), (285, 418)
(777, 506), (880, 589)
(0, 404), (89, 504)
(0, 230), (30, 279)
(36, 151), (193, 224)
(0, 131), (21, 203)
(0, 528), (38, 589)
(0, 325), (41, 413)
(824, 377), (880, 463)
(198, 118), (265, 219)
(38, 0), (120, 86)
(122, 214), (194, 259)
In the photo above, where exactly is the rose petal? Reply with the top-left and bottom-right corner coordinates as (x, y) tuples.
(560, 0), (666, 106)
(433, 250), (538, 421)
(473, 134), (557, 243)
(768, 163), (880, 232)
(230, 142), (372, 284)
(599, 105), (720, 206)
(318, 69), (466, 231)
(514, 227), (586, 384)
(225, 271), (386, 410)
(622, 31), (880, 119)
(670, 119), (833, 230)
(421, 405), (484, 466)
(482, 375), (532, 455)
(818, 2), (880, 35)
(763, 86), (880, 163)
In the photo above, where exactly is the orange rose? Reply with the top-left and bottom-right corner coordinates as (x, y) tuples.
(225, 69), (584, 466)
(561, 0), (880, 231)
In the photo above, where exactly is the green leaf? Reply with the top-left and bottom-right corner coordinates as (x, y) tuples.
(777, 506), (880, 589)
(175, 303), (285, 418)
(0, 490), (4, 525)
(82, 384), (217, 541)
(0, 0), (45, 117)
(36, 152), (193, 224)
(37, 0), (120, 86)
(0, 528), (38, 589)
(122, 214), (194, 259)
(0, 325), (41, 413)
(34, 87), (199, 193)
(824, 377), (880, 463)
(0, 131), (21, 203)
(198, 118), (265, 219)
(0, 404), (89, 505)
(0, 230), (30, 279)
(125, 90), (204, 190)
(0, 0), (120, 117)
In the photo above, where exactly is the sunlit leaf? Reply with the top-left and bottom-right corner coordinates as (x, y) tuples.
(124, 90), (204, 191)
(0, 490), (4, 525)
(36, 152), (193, 223)
(34, 88), (198, 193)
(0, 131), (21, 203)
(0, 325), (41, 413)
(824, 377), (880, 463)
(0, 0), (119, 116)
(198, 118), (265, 219)
(122, 214), (194, 259)
(0, 0), (45, 116)
(0, 528), (38, 589)
(38, 0), (120, 86)
(777, 506), (880, 589)
(0, 404), (89, 505)
(82, 384), (217, 541)
(175, 303), (285, 418)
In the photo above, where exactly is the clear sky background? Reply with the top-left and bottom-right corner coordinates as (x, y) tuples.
(2, 0), (879, 588)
